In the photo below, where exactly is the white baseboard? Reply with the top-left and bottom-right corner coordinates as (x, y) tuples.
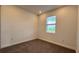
(1, 39), (34, 48)
(1, 34), (76, 51)
(39, 37), (76, 50)
(1, 34), (36, 48)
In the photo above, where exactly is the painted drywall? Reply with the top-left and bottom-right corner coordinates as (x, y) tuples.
(77, 6), (79, 52)
(38, 6), (77, 50)
(1, 6), (38, 48)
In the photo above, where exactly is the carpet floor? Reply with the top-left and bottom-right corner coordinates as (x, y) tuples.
(0, 39), (75, 53)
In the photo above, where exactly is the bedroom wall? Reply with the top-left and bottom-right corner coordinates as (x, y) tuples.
(1, 6), (38, 48)
(38, 6), (77, 50)
(77, 6), (79, 52)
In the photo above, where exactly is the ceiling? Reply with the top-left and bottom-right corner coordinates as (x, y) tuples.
(18, 5), (63, 15)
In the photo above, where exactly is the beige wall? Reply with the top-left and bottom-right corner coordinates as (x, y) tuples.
(77, 6), (79, 52)
(1, 6), (38, 48)
(38, 6), (77, 50)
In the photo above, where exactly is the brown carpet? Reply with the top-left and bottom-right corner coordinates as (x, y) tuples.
(0, 39), (75, 53)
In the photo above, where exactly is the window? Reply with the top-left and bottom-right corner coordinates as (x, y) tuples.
(46, 16), (56, 33)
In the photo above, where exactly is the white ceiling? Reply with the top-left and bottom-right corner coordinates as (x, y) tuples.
(18, 5), (63, 15)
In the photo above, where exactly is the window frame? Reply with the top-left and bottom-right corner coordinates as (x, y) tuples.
(46, 16), (56, 33)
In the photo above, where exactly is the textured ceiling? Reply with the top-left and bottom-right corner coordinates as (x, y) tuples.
(17, 5), (63, 15)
